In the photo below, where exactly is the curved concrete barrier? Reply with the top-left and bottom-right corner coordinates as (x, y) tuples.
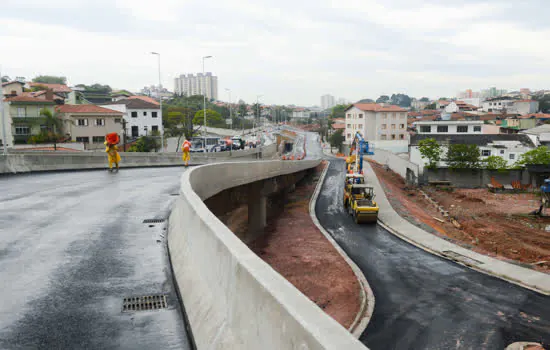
(168, 160), (367, 350)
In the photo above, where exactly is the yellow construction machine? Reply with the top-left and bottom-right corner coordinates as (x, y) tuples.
(343, 181), (379, 224)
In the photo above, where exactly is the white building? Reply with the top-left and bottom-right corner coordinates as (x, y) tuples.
(174, 72), (218, 100)
(410, 134), (537, 170)
(411, 99), (430, 110)
(292, 108), (311, 119)
(482, 98), (539, 115)
(101, 99), (163, 138)
(344, 103), (408, 143)
(321, 94), (336, 110)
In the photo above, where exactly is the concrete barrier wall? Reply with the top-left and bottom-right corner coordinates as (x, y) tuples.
(366, 148), (420, 183)
(0, 144), (277, 174)
(168, 160), (366, 350)
(423, 167), (530, 188)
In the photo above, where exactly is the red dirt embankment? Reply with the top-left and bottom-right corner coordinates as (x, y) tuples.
(369, 160), (550, 273)
(221, 162), (361, 328)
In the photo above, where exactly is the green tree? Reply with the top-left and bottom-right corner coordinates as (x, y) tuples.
(30, 84), (48, 92)
(533, 94), (550, 113)
(33, 75), (66, 84)
(1, 76), (10, 83)
(39, 108), (63, 150)
(251, 103), (261, 119)
(376, 95), (390, 103)
(446, 144), (481, 169)
(418, 138), (442, 169)
(424, 102), (437, 110)
(484, 155), (508, 171)
(128, 136), (159, 152)
(330, 104), (349, 119)
(329, 129), (345, 153)
(419, 97), (430, 102)
(357, 98), (374, 103)
(193, 109), (225, 128)
(515, 146), (550, 167)
(238, 102), (248, 118)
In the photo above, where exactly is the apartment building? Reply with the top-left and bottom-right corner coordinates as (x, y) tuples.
(174, 72), (218, 100)
(101, 99), (163, 138)
(414, 120), (499, 135)
(344, 103), (408, 143)
(482, 98), (539, 115)
(321, 94), (336, 110)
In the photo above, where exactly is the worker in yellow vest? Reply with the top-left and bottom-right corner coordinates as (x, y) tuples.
(182, 140), (191, 167)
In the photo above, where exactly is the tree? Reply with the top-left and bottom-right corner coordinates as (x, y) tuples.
(39, 108), (63, 150)
(419, 97), (430, 102)
(418, 138), (442, 170)
(533, 94), (550, 113)
(330, 104), (349, 119)
(445, 144), (481, 169)
(425, 102), (437, 110)
(238, 102), (248, 118)
(30, 84), (48, 92)
(515, 146), (550, 167)
(484, 155), (508, 171)
(128, 136), (159, 152)
(357, 98), (374, 103)
(1, 76), (10, 83)
(376, 95), (390, 103)
(193, 109), (225, 128)
(251, 103), (261, 119)
(33, 75), (66, 84)
(329, 129), (345, 153)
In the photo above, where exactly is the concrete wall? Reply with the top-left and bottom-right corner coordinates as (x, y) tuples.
(0, 144), (277, 174)
(367, 148), (420, 184)
(423, 167), (530, 188)
(168, 160), (366, 350)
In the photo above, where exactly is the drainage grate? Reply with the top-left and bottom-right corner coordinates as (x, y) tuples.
(442, 250), (483, 266)
(143, 218), (166, 224)
(123, 295), (168, 312)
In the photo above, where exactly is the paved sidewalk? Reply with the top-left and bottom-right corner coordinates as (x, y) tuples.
(324, 148), (550, 295)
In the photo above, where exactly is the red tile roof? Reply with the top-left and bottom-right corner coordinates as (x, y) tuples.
(3, 93), (56, 103)
(332, 123), (345, 129)
(351, 103), (406, 112)
(128, 95), (160, 105)
(28, 82), (72, 93)
(2, 81), (24, 87)
(515, 99), (536, 103)
(56, 104), (124, 115)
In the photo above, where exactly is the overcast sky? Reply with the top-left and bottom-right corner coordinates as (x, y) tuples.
(1, 0), (549, 106)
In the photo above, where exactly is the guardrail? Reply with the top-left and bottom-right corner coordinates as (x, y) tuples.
(168, 159), (366, 350)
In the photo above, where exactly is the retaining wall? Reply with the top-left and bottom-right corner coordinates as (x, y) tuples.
(423, 167), (530, 188)
(168, 160), (366, 350)
(0, 144), (277, 174)
(366, 149), (420, 184)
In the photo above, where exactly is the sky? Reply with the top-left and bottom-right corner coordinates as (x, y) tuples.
(1, 0), (549, 106)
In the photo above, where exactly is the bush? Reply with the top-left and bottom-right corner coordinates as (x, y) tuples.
(128, 136), (159, 152)
(446, 144), (481, 169)
(484, 155), (508, 171)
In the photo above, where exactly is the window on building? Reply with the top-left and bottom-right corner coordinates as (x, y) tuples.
(420, 126), (431, 133)
(92, 136), (105, 143)
(131, 111), (138, 118)
(391, 124), (396, 129)
(152, 112), (158, 118)
(391, 134), (396, 140)
(347, 114), (351, 118)
(399, 134), (405, 140)
(383, 113), (387, 119)
(381, 135), (387, 140)
(437, 125), (448, 133)
(15, 126), (30, 135)
(115, 118), (121, 124)
(77, 119), (88, 127)
(473, 126), (481, 132)
(381, 124), (387, 129)
(143, 111), (147, 116)
(509, 153), (515, 160)
(347, 133), (351, 138)
(95, 118), (105, 126)
(347, 124), (351, 128)
(76, 136), (90, 143)
(500, 150), (505, 155)
(399, 124), (405, 129)
(152, 125), (159, 132)
(392, 113), (397, 119)
(17, 107), (25, 117)
(457, 125), (468, 133)
(482, 150), (491, 157)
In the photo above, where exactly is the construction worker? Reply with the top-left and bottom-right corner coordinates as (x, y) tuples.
(104, 132), (121, 172)
(182, 139), (191, 167)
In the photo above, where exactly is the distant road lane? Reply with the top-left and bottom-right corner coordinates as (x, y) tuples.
(0, 168), (192, 349)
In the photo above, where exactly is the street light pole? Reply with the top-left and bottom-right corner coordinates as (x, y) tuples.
(0, 66), (7, 155)
(202, 55), (212, 150)
(225, 88), (232, 130)
(151, 52), (164, 152)
(256, 94), (263, 131)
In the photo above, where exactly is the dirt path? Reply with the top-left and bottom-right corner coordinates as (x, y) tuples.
(221, 162), (361, 328)
(369, 160), (550, 273)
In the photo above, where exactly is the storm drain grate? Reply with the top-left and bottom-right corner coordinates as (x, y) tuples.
(143, 218), (166, 224)
(442, 250), (484, 266)
(123, 295), (168, 312)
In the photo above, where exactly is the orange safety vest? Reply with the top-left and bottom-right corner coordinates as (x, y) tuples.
(182, 141), (191, 152)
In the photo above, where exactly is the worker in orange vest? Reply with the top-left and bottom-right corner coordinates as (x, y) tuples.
(182, 140), (191, 167)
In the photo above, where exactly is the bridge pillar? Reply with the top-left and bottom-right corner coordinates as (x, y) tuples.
(247, 181), (266, 242)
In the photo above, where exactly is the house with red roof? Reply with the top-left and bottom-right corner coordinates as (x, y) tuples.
(344, 103), (408, 143)
(55, 105), (124, 149)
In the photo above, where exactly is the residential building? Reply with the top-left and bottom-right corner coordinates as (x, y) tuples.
(174, 72), (218, 100)
(410, 134), (536, 170)
(500, 116), (537, 131)
(55, 105), (124, 149)
(414, 120), (500, 135)
(444, 101), (479, 113)
(292, 108), (311, 119)
(2, 90), (58, 145)
(101, 99), (162, 138)
(344, 103), (408, 143)
(411, 98), (430, 110)
(140, 85), (172, 100)
(321, 94), (336, 110)
(2, 81), (24, 96)
(481, 87), (507, 99)
(482, 97), (539, 115)
(521, 124), (550, 148)
(27, 83), (73, 100)
(128, 95), (160, 106)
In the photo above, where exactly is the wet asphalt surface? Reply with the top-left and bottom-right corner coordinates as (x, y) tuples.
(316, 158), (550, 350)
(0, 168), (192, 350)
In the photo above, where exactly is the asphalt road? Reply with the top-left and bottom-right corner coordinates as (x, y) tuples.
(0, 168), (192, 349)
(316, 158), (550, 350)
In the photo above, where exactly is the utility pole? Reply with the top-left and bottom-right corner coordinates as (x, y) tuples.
(122, 119), (127, 151)
(202, 55), (212, 150)
(0, 66), (7, 155)
(150, 52), (164, 152)
(225, 88), (232, 130)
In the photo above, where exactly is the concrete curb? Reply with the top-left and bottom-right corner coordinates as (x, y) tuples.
(308, 160), (375, 338)
(361, 160), (550, 296)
